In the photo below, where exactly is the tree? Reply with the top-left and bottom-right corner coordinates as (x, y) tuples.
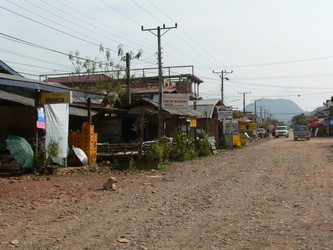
(69, 44), (143, 106)
(291, 114), (307, 126)
(270, 119), (284, 126)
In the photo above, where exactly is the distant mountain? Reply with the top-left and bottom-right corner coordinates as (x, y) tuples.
(245, 98), (305, 124)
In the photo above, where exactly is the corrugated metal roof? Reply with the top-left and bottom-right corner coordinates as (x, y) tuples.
(189, 99), (222, 118)
(0, 61), (22, 76)
(190, 105), (214, 118)
(45, 74), (111, 83)
(0, 73), (106, 99)
(163, 107), (202, 117)
(189, 99), (222, 106)
(132, 86), (178, 94)
(127, 99), (201, 117)
(0, 89), (97, 117)
(0, 89), (33, 106)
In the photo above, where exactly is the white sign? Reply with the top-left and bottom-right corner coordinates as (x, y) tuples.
(162, 94), (189, 109)
(218, 106), (233, 120)
(223, 120), (238, 135)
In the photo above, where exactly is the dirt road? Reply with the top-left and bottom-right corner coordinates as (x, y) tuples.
(1, 135), (333, 249)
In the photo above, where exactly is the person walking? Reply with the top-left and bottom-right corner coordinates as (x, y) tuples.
(271, 127), (276, 139)
(266, 128), (270, 139)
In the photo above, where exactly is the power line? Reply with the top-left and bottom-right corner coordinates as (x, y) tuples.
(3, 60), (69, 72)
(146, 0), (227, 67)
(0, 33), (72, 58)
(100, 0), (141, 26)
(43, 0), (154, 52)
(25, 0), (123, 49)
(1, 4), (105, 49)
(228, 55), (333, 68)
(131, 0), (164, 23)
(0, 48), (70, 68)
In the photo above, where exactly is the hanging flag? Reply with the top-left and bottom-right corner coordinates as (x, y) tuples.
(36, 107), (46, 129)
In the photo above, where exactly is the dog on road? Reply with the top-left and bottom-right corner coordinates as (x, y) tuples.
(103, 177), (117, 191)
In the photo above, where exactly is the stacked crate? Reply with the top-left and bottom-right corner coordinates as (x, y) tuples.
(68, 132), (81, 147)
(81, 124), (98, 165)
(68, 124), (98, 165)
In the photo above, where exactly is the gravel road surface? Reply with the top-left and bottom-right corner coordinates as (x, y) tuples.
(1, 135), (333, 249)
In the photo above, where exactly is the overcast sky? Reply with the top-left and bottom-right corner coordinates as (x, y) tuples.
(2, 0), (333, 112)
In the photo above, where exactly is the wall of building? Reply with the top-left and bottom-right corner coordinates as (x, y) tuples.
(0, 106), (36, 139)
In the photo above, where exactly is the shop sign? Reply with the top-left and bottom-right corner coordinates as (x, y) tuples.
(41, 91), (72, 104)
(190, 116), (197, 127)
(162, 94), (189, 109)
(218, 106), (233, 120)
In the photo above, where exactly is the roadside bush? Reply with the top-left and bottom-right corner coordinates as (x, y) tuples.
(146, 137), (172, 163)
(196, 131), (212, 157)
(145, 131), (213, 165)
(169, 132), (198, 162)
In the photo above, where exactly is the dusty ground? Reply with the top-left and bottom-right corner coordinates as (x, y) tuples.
(0, 134), (333, 249)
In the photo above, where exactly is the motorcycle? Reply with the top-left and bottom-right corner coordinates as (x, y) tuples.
(0, 149), (25, 174)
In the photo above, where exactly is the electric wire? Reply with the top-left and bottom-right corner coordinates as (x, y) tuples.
(24, 0), (131, 50)
(131, 0), (164, 24)
(100, 0), (141, 26)
(0, 48), (70, 68)
(41, 0), (155, 52)
(0, 5), (103, 49)
(146, 0), (227, 68)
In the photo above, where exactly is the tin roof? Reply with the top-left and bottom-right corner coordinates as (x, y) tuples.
(0, 61), (22, 76)
(132, 86), (178, 94)
(0, 89), (98, 117)
(189, 99), (223, 118)
(127, 99), (201, 117)
(0, 73), (106, 99)
(45, 74), (111, 83)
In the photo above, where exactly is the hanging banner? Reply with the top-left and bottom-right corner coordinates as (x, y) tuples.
(36, 107), (46, 129)
(44, 103), (69, 158)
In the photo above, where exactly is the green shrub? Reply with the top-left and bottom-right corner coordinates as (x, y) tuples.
(196, 131), (212, 157)
(145, 132), (212, 165)
(169, 132), (198, 162)
(146, 137), (172, 163)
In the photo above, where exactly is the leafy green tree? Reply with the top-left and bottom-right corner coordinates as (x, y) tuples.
(270, 119), (284, 126)
(69, 44), (142, 106)
(291, 114), (307, 126)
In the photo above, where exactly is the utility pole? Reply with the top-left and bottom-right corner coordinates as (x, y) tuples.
(259, 106), (264, 119)
(238, 92), (251, 115)
(254, 99), (257, 123)
(126, 53), (131, 105)
(213, 70), (233, 105)
(142, 24), (177, 138)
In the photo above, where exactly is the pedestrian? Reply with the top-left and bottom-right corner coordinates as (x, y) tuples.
(266, 128), (270, 139)
(271, 127), (276, 139)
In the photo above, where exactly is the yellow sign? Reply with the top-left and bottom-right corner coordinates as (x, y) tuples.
(233, 112), (244, 118)
(190, 117), (197, 127)
(306, 116), (314, 122)
(41, 92), (72, 104)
